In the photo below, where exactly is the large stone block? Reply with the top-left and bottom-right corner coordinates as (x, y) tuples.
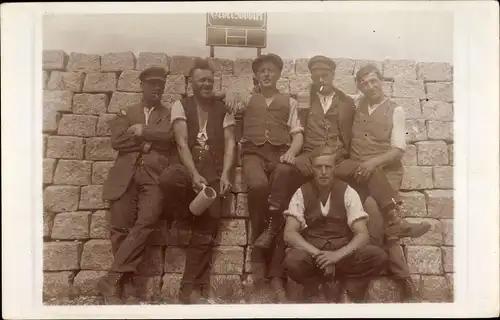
(85, 137), (117, 161)
(79, 185), (109, 210)
(383, 59), (416, 81)
(232, 167), (248, 193)
(44, 211), (55, 238)
(43, 50), (67, 70)
(43, 158), (56, 184)
(441, 219), (453, 245)
(108, 92), (142, 113)
(422, 100), (453, 121)
(101, 52), (136, 72)
(333, 58), (356, 76)
(90, 210), (109, 239)
(277, 78), (290, 94)
(80, 239), (113, 270)
(83, 72), (117, 93)
(212, 246), (244, 274)
(295, 58), (310, 74)
(235, 193), (249, 218)
(51, 211), (91, 240)
(280, 58), (296, 77)
(170, 55), (197, 76)
(289, 74), (312, 95)
(47, 71), (85, 92)
(234, 58), (253, 75)
(43, 108), (60, 133)
(446, 273), (454, 296)
(44, 186), (80, 212)
(382, 81), (393, 97)
(73, 93), (108, 115)
(161, 93), (183, 108)
(333, 75), (357, 95)
(405, 119), (427, 142)
(164, 246), (185, 273)
(402, 144), (417, 166)
(137, 246), (164, 276)
(406, 246), (443, 275)
(433, 166), (453, 189)
(448, 144), (453, 166)
(92, 161), (114, 184)
(53, 160), (92, 185)
(420, 275), (452, 302)
(210, 275), (245, 303)
(215, 219), (247, 246)
(442, 247), (453, 273)
(367, 277), (401, 303)
(67, 53), (101, 73)
(403, 218), (443, 246)
(401, 166), (433, 190)
(43, 271), (72, 299)
(398, 191), (427, 217)
(72, 270), (107, 296)
(136, 52), (170, 72)
(117, 70), (142, 92)
(46, 136), (84, 159)
(44, 241), (82, 271)
(220, 75), (253, 92)
(427, 121), (453, 141)
(160, 273), (182, 302)
(164, 74), (186, 94)
(417, 62), (453, 82)
(44, 90), (74, 112)
(425, 190), (453, 219)
(391, 97), (422, 119)
(43, 71), (49, 89)
(392, 80), (425, 99)
(208, 57), (234, 76)
(96, 113), (117, 136)
(416, 141), (449, 166)
(425, 82), (453, 102)
(57, 115), (98, 137)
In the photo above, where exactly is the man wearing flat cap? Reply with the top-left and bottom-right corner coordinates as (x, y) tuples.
(98, 66), (173, 304)
(225, 53), (304, 303)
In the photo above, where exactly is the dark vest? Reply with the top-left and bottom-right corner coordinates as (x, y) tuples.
(301, 179), (353, 250)
(242, 93), (291, 146)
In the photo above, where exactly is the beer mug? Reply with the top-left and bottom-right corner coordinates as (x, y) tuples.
(189, 184), (217, 216)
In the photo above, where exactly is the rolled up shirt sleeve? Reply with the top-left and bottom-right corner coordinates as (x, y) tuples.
(170, 100), (187, 124)
(288, 97), (305, 135)
(283, 188), (308, 231)
(344, 185), (369, 230)
(391, 106), (407, 150)
(223, 112), (236, 128)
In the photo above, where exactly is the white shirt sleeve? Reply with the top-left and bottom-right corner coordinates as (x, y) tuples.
(288, 97), (304, 135)
(223, 112), (236, 128)
(344, 185), (369, 230)
(283, 188), (308, 231)
(391, 106), (407, 150)
(170, 100), (186, 124)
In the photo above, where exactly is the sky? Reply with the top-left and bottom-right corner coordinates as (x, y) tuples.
(42, 11), (453, 63)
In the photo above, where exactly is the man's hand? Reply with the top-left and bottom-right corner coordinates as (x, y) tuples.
(127, 124), (144, 137)
(219, 173), (232, 197)
(314, 250), (345, 269)
(280, 150), (296, 165)
(192, 173), (208, 192)
(355, 159), (378, 181)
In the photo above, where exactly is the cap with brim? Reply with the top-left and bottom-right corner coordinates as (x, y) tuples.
(139, 67), (167, 82)
(252, 53), (284, 73)
(308, 55), (336, 72)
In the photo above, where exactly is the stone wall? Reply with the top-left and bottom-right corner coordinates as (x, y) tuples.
(42, 50), (454, 304)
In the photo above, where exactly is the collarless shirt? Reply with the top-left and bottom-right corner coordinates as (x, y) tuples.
(143, 106), (155, 125)
(317, 91), (336, 114)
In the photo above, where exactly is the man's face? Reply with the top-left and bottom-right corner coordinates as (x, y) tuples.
(141, 79), (165, 103)
(357, 71), (383, 101)
(255, 61), (281, 89)
(311, 67), (334, 91)
(191, 68), (215, 99)
(312, 154), (336, 187)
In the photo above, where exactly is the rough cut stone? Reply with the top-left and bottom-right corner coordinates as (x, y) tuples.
(383, 59), (417, 81)
(235, 193), (249, 218)
(232, 167), (248, 193)
(417, 62), (453, 82)
(289, 74), (312, 95)
(442, 247), (453, 273)
(354, 60), (383, 75)
(446, 273), (454, 296)
(367, 277), (401, 303)
(442, 219), (453, 246)
(43, 158), (56, 184)
(43, 109), (60, 133)
(161, 94), (182, 108)
(161, 273), (182, 302)
(403, 218), (443, 246)
(425, 190), (454, 219)
(72, 93), (108, 115)
(137, 246), (164, 276)
(420, 275), (452, 302)
(164, 74), (186, 94)
(80, 240), (113, 270)
(401, 166), (433, 190)
(406, 246), (443, 275)
(215, 219), (247, 246)
(90, 210), (109, 239)
(43, 50), (67, 70)
(126, 276), (162, 302)
(280, 59), (296, 77)
(51, 211), (91, 240)
(416, 141), (449, 166)
(448, 144), (453, 165)
(117, 70), (142, 92)
(72, 270), (107, 296)
(277, 78), (290, 94)
(426, 82), (453, 102)
(333, 75), (357, 95)
(212, 246), (244, 274)
(208, 57), (234, 76)
(67, 53), (101, 73)
(210, 275), (244, 303)
(398, 191), (427, 217)
(44, 186), (80, 212)
(427, 121), (453, 141)
(92, 161), (114, 184)
(405, 119), (428, 142)
(44, 211), (55, 237)
(96, 113), (116, 136)
(164, 246), (185, 273)
(101, 52), (136, 72)
(47, 71), (85, 92)
(244, 247), (252, 273)
(136, 53), (170, 72)
(79, 185), (109, 210)
(108, 92), (142, 113)
(57, 115), (98, 137)
(422, 100), (453, 121)
(44, 241), (82, 271)
(43, 271), (72, 299)
(295, 58), (310, 74)
(392, 97), (422, 119)
(43, 71), (49, 89)
(85, 137), (117, 161)
(53, 160), (92, 185)
(382, 81), (393, 97)
(44, 90), (74, 112)
(333, 58), (356, 76)
(83, 72), (117, 93)
(392, 80), (426, 99)
(233, 58), (253, 75)
(170, 55), (198, 76)
(433, 166), (453, 189)
(220, 75), (253, 93)
(46, 136), (84, 160)
(402, 144), (417, 166)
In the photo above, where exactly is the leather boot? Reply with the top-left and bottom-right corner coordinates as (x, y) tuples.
(96, 272), (124, 305)
(269, 277), (288, 303)
(254, 215), (283, 249)
(398, 277), (419, 302)
(385, 208), (431, 241)
(122, 275), (141, 305)
(323, 279), (344, 303)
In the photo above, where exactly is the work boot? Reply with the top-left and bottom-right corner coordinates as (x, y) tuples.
(302, 283), (324, 303)
(201, 283), (225, 304)
(254, 216), (283, 249)
(122, 276), (141, 305)
(96, 272), (124, 305)
(269, 277), (288, 303)
(398, 277), (419, 302)
(322, 279), (344, 303)
(385, 208), (431, 241)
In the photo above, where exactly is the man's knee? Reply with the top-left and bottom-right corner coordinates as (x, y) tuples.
(159, 164), (190, 192)
(273, 163), (297, 179)
(246, 176), (269, 195)
(364, 245), (389, 268)
(284, 248), (312, 274)
(364, 197), (385, 245)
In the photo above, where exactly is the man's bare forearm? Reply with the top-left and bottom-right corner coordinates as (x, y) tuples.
(176, 141), (200, 178)
(287, 132), (304, 156)
(222, 127), (236, 177)
(332, 231), (369, 261)
(284, 230), (321, 257)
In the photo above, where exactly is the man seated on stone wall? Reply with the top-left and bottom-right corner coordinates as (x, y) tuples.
(159, 58), (236, 304)
(283, 147), (388, 303)
(99, 67), (173, 305)
(224, 53), (304, 303)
